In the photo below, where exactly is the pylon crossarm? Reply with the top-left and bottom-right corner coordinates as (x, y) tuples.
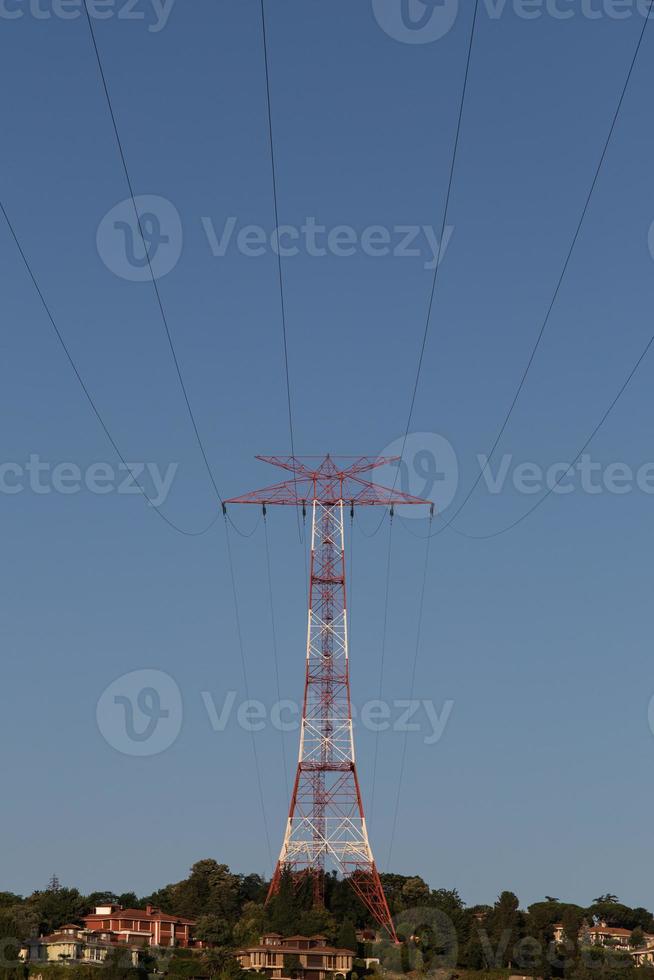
(255, 455), (400, 478)
(225, 454), (434, 510)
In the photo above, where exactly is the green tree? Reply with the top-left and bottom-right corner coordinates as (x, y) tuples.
(400, 877), (431, 909)
(195, 915), (233, 947)
(484, 891), (522, 968)
(142, 886), (176, 914)
(116, 893), (143, 910)
(0, 901), (39, 943)
(296, 908), (336, 940)
(232, 903), (266, 948)
(460, 922), (486, 970)
(102, 947), (149, 980)
(200, 947), (232, 979)
(336, 919), (358, 951)
(0, 967), (26, 980)
(561, 906), (585, 946)
(166, 951), (209, 979)
(266, 867), (303, 936)
(0, 895), (23, 909)
(238, 876), (266, 906)
(26, 888), (86, 934)
(171, 861), (240, 922)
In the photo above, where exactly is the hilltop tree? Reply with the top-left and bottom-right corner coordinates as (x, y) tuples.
(336, 918), (358, 951)
(325, 874), (367, 926)
(27, 887), (86, 934)
(238, 875), (266, 905)
(483, 891), (523, 968)
(588, 896), (654, 932)
(170, 861), (240, 922)
(400, 876), (431, 909)
(232, 902), (266, 947)
(195, 914), (233, 947)
(85, 892), (118, 909)
(266, 867), (303, 936)
(296, 907), (336, 939)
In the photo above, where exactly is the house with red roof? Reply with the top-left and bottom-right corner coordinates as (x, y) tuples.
(83, 903), (197, 948)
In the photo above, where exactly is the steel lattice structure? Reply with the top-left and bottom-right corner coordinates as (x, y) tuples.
(226, 456), (432, 942)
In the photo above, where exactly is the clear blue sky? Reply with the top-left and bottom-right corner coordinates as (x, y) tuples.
(2, 0), (654, 913)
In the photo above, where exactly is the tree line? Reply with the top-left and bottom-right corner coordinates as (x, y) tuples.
(3, 863), (654, 980)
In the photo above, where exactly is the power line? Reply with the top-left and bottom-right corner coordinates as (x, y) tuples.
(348, 507), (354, 638)
(354, 507), (390, 538)
(81, 0), (226, 507)
(452, 328), (654, 540)
(422, 7), (652, 539)
(0, 199), (218, 537)
(303, 512), (310, 610)
(403, 0), (480, 441)
(370, 0), (480, 535)
(370, 515), (395, 826)
(259, 0), (303, 542)
(224, 516), (274, 873)
(387, 515), (433, 869)
(263, 514), (291, 801)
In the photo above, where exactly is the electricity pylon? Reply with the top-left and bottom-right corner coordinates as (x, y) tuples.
(226, 455), (432, 942)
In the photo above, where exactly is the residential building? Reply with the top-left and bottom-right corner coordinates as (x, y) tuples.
(20, 925), (143, 967)
(236, 933), (355, 980)
(632, 949), (654, 967)
(82, 904), (197, 948)
(587, 925), (635, 949)
(21, 905), (200, 967)
(552, 921), (654, 957)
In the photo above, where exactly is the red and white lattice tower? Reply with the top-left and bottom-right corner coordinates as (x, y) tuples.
(226, 455), (432, 942)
